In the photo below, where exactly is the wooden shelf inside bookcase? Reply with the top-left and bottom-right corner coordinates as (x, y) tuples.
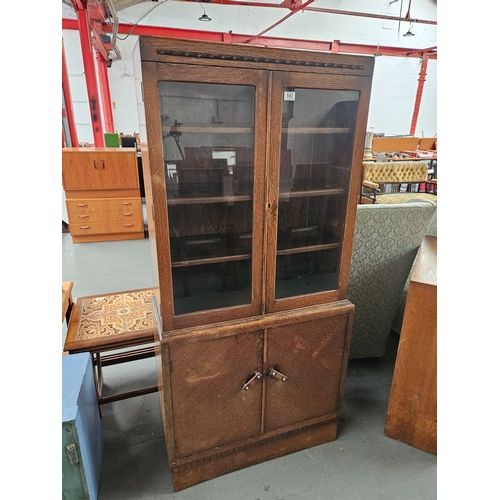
(171, 253), (252, 268)
(162, 126), (350, 135)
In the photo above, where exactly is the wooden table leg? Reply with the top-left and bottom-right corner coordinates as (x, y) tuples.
(94, 352), (104, 417)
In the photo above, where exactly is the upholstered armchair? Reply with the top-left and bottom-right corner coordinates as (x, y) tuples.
(347, 201), (437, 359)
(391, 200), (437, 334)
(360, 161), (437, 204)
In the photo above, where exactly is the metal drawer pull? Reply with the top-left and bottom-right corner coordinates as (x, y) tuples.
(268, 368), (287, 382)
(243, 372), (262, 391)
(76, 203), (88, 208)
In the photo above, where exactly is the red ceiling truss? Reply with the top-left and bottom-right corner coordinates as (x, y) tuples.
(62, 0), (437, 146)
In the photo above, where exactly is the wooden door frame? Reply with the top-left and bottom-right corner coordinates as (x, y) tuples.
(264, 71), (373, 313)
(141, 60), (268, 330)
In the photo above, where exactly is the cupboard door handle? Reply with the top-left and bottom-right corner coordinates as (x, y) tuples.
(243, 372), (262, 391)
(76, 203), (88, 208)
(101, 160), (105, 169)
(268, 368), (287, 382)
(94, 160), (98, 169)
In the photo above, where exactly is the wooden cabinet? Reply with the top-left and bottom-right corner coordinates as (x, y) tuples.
(162, 303), (353, 491)
(135, 37), (374, 490)
(384, 236), (437, 455)
(62, 148), (144, 243)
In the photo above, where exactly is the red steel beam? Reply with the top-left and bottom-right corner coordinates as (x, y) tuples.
(95, 51), (115, 133)
(409, 56), (429, 136)
(62, 38), (79, 147)
(89, 21), (113, 61)
(194, 0), (437, 25)
(243, 0), (315, 43)
(62, 19), (437, 59)
(304, 6), (436, 25)
(75, 7), (105, 146)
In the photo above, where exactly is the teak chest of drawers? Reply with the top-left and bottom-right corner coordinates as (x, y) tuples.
(62, 148), (144, 243)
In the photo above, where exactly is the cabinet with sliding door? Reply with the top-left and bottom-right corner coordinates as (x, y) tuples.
(134, 36), (373, 490)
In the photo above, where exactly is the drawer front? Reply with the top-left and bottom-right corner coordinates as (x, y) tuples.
(66, 198), (143, 226)
(67, 209), (142, 225)
(66, 197), (142, 214)
(103, 198), (143, 221)
(66, 199), (103, 216)
(70, 221), (143, 236)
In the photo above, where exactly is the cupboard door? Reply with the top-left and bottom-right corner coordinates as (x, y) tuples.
(168, 331), (264, 458)
(266, 72), (371, 311)
(62, 150), (139, 191)
(96, 150), (139, 190)
(264, 314), (349, 432)
(143, 64), (267, 328)
(62, 151), (103, 191)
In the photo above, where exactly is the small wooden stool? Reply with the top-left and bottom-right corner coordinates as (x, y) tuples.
(64, 288), (159, 412)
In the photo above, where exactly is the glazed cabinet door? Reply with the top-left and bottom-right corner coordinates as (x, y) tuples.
(141, 63), (268, 329)
(265, 72), (371, 312)
(166, 331), (264, 459)
(264, 313), (350, 432)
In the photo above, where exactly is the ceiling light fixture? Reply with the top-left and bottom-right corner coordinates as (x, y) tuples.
(198, 4), (212, 22)
(403, 22), (415, 37)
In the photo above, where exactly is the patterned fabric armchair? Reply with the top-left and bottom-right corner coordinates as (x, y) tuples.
(391, 201), (437, 334)
(347, 201), (437, 359)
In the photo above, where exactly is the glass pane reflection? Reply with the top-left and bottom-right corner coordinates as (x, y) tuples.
(275, 88), (359, 300)
(158, 81), (255, 315)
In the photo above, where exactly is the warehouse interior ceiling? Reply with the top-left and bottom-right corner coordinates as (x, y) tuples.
(62, 0), (437, 145)
(63, 1), (437, 62)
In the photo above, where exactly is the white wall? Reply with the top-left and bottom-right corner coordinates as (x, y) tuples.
(369, 56), (436, 137)
(62, 0), (437, 142)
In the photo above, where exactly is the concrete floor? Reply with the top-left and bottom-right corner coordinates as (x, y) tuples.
(62, 228), (437, 500)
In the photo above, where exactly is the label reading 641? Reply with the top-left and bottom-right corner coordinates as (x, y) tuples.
(284, 91), (296, 101)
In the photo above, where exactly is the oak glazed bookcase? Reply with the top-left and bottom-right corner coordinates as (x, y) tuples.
(134, 37), (374, 491)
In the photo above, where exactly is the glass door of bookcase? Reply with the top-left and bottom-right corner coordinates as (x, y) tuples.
(267, 73), (360, 308)
(157, 74), (265, 319)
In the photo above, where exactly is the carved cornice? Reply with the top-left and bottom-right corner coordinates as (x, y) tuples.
(157, 49), (364, 71)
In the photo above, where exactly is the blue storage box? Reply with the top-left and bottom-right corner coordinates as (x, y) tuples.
(62, 353), (103, 500)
